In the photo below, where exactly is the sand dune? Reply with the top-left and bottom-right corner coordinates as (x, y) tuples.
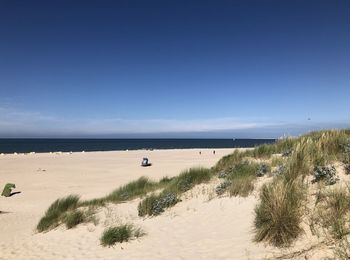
(0, 148), (274, 260)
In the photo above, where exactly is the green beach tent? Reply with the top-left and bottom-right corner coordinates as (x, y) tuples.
(1, 183), (16, 197)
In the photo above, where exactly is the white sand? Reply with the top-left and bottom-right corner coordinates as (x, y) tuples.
(0, 148), (274, 260)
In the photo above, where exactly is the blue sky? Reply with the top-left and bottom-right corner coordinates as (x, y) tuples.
(0, 1), (350, 138)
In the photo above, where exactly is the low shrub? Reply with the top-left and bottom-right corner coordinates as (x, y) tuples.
(138, 192), (179, 217)
(215, 181), (231, 196)
(217, 171), (227, 178)
(312, 165), (338, 185)
(256, 164), (270, 177)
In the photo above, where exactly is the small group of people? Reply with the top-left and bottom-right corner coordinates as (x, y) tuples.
(199, 150), (216, 155)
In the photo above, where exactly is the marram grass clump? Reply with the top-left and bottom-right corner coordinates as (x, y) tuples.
(166, 167), (212, 194)
(225, 161), (261, 197)
(254, 179), (306, 247)
(37, 195), (80, 232)
(104, 176), (159, 203)
(100, 224), (145, 247)
(64, 209), (85, 229)
(314, 186), (350, 239)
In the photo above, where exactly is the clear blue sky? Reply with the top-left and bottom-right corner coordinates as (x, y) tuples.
(0, 1), (349, 138)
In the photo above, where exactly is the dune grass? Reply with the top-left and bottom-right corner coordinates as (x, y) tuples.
(254, 178), (306, 247)
(226, 161), (260, 197)
(138, 192), (179, 216)
(165, 167), (212, 194)
(104, 176), (159, 202)
(37, 195), (80, 232)
(215, 161), (267, 197)
(64, 209), (85, 229)
(315, 186), (350, 239)
(252, 129), (350, 247)
(38, 168), (212, 231)
(138, 167), (211, 216)
(100, 224), (145, 246)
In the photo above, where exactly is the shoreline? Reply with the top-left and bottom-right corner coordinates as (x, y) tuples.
(0, 147), (247, 156)
(0, 138), (276, 154)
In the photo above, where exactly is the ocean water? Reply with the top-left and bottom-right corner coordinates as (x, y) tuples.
(0, 138), (276, 154)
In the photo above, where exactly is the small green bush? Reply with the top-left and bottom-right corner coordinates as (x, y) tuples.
(100, 225), (133, 246)
(138, 192), (179, 216)
(37, 195), (80, 232)
(64, 210), (85, 229)
(312, 165), (338, 185)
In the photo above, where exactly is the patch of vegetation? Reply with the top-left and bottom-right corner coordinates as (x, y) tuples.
(166, 167), (212, 194)
(137, 167), (210, 216)
(100, 224), (144, 247)
(315, 186), (350, 239)
(215, 180), (231, 196)
(334, 237), (350, 259)
(256, 164), (270, 177)
(273, 164), (286, 176)
(254, 178), (306, 247)
(37, 195), (80, 232)
(138, 192), (179, 216)
(217, 170), (227, 178)
(64, 209), (85, 229)
(271, 156), (286, 167)
(224, 161), (261, 197)
(342, 138), (350, 175)
(312, 165), (338, 185)
(104, 177), (159, 203)
(159, 176), (175, 184)
(229, 175), (256, 197)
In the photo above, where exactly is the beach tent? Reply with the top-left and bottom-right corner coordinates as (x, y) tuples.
(141, 158), (152, 167)
(1, 183), (16, 197)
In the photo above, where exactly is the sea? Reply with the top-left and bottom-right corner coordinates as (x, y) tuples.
(0, 138), (276, 154)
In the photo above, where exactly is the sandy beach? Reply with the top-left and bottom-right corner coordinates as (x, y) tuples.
(0, 148), (273, 260)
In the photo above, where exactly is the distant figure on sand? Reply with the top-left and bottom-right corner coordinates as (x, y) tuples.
(141, 157), (152, 167)
(199, 151), (201, 155)
(213, 150), (215, 155)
